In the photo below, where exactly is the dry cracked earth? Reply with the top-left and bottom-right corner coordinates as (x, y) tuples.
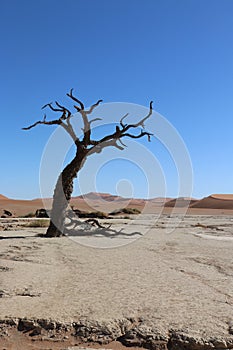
(0, 214), (233, 350)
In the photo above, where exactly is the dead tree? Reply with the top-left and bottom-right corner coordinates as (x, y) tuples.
(23, 90), (153, 237)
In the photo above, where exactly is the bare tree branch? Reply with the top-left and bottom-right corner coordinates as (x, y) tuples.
(66, 88), (84, 110)
(23, 92), (153, 154)
(53, 102), (76, 140)
(22, 117), (78, 143)
(23, 96), (81, 143)
(41, 102), (53, 109)
(22, 119), (62, 130)
(42, 102), (63, 113)
(120, 113), (129, 127)
(88, 129), (153, 156)
(88, 139), (125, 156)
(55, 101), (72, 117)
(80, 99), (103, 143)
(122, 130), (153, 142)
(77, 110), (90, 145)
(122, 101), (153, 131)
(86, 99), (103, 114)
(91, 101), (154, 147)
(66, 90), (103, 145)
(89, 117), (102, 124)
(60, 122), (79, 143)
(66, 114), (73, 131)
(113, 141), (125, 150)
(118, 138), (127, 148)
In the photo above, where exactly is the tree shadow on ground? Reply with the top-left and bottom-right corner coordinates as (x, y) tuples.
(65, 226), (142, 239)
(63, 217), (143, 239)
(0, 235), (27, 240)
(0, 228), (142, 240)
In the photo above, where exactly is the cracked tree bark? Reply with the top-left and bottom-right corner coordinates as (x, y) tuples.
(45, 148), (87, 237)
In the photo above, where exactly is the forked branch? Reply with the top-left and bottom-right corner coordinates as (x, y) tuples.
(23, 98), (78, 142)
(89, 101), (154, 153)
(86, 99), (103, 114)
(123, 100), (153, 130)
(23, 90), (154, 153)
(22, 117), (62, 130)
(66, 88), (84, 110)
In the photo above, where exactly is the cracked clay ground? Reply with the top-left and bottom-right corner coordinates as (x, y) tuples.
(0, 214), (233, 348)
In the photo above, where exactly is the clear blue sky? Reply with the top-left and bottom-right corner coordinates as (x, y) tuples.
(0, 0), (233, 199)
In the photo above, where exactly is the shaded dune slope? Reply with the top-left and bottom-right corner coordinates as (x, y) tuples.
(191, 194), (233, 210)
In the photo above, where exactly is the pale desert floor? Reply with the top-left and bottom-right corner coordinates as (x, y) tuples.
(0, 214), (233, 349)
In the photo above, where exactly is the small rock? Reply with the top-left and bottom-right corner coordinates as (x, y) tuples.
(18, 319), (37, 332)
(37, 318), (56, 330)
(29, 327), (41, 336)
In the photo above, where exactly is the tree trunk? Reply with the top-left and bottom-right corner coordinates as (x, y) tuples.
(45, 148), (87, 237)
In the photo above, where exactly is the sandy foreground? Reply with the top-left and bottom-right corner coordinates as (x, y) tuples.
(0, 214), (233, 349)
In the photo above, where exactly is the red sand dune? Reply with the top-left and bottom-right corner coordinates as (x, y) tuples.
(71, 193), (147, 213)
(0, 198), (47, 217)
(165, 198), (198, 208)
(0, 194), (9, 200)
(211, 194), (233, 200)
(0, 193), (233, 217)
(75, 192), (145, 203)
(75, 192), (114, 201)
(191, 195), (233, 210)
(150, 197), (172, 203)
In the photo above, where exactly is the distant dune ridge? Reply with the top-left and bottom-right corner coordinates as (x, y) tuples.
(190, 194), (233, 210)
(164, 197), (198, 208)
(0, 194), (9, 200)
(0, 192), (233, 217)
(164, 194), (233, 210)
